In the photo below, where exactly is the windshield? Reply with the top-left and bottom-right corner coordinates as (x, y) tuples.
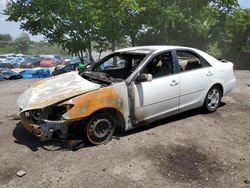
(92, 52), (146, 80)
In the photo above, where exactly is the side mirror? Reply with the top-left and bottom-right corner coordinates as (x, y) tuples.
(135, 73), (153, 83)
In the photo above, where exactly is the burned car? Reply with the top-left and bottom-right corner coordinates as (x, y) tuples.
(17, 46), (236, 145)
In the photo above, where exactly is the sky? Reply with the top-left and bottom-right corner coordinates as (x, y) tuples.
(0, 0), (250, 42)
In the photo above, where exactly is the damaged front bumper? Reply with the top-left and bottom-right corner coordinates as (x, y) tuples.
(20, 111), (69, 141)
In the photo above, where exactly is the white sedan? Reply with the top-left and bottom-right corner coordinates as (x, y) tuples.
(17, 46), (236, 145)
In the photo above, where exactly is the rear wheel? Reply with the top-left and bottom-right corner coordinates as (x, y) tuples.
(203, 86), (222, 112)
(84, 113), (115, 145)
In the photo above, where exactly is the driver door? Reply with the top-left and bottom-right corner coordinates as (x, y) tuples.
(132, 52), (180, 122)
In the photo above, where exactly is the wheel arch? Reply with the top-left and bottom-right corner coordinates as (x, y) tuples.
(212, 83), (224, 96)
(201, 82), (224, 107)
(202, 83), (223, 112)
(87, 108), (126, 130)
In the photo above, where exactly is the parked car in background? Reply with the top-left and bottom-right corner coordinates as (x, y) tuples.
(51, 63), (87, 76)
(0, 55), (17, 68)
(71, 56), (81, 64)
(15, 56), (25, 65)
(0, 73), (5, 81)
(62, 58), (72, 65)
(40, 54), (62, 63)
(0, 55), (7, 67)
(0, 68), (23, 80)
(20, 56), (41, 68)
(0, 55), (7, 62)
(40, 58), (57, 67)
(53, 55), (62, 63)
(19, 68), (51, 79)
(72, 56), (91, 64)
(0, 57), (16, 68)
(17, 46), (236, 145)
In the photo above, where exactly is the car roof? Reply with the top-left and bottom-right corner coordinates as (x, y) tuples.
(115, 45), (197, 54)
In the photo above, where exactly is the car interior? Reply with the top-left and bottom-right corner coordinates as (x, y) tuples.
(93, 53), (146, 79)
(141, 52), (173, 79)
(177, 51), (203, 71)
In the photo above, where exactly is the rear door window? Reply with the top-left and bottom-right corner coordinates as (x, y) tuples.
(176, 51), (211, 72)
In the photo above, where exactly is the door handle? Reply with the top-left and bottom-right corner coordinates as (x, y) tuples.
(207, 71), (213, 76)
(170, 80), (179, 86)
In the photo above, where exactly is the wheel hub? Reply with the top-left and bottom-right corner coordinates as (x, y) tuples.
(208, 88), (220, 109)
(92, 119), (111, 138)
(86, 114), (116, 145)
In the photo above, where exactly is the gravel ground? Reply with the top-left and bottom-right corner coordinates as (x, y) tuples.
(0, 71), (250, 188)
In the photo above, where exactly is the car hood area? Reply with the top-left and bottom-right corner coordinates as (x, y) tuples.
(17, 71), (100, 112)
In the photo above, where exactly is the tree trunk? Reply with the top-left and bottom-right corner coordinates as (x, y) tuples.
(87, 40), (94, 63)
(111, 39), (117, 66)
(79, 50), (84, 63)
(130, 33), (136, 47)
(111, 39), (116, 52)
(98, 51), (102, 60)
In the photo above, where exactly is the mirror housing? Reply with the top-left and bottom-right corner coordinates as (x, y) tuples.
(135, 73), (153, 83)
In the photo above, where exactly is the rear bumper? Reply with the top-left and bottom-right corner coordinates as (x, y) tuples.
(223, 78), (236, 95)
(20, 112), (69, 141)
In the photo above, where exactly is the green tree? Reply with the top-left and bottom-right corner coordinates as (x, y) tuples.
(135, 0), (238, 49)
(91, 0), (145, 50)
(11, 33), (31, 54)
(5, 0), (96, 62)
(0, 34), (12, 42)
(6, 0), (249, 69)
(219, 8), (250, 69)
(0, 34), (13, 53)
(28, 41), (67, 55)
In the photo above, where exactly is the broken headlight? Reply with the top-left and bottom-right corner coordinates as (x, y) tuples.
(30, 104), (74, 122)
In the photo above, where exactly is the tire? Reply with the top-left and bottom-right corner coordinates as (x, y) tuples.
(203, 86), (222, 112)
(84, 113), (115, 145)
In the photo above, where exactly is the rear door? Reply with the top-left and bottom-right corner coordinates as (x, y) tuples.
(176, 50), (215, 111)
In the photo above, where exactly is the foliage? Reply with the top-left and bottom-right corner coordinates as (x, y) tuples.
(0, 33), (66, 55)
(5, 0), (96, 62)
(219, 8), (250, 69)
(206, 42), (222, 58)
(0, 34), (12, 42)
(10, 33), (31, 54)
(28, 41), (68, 55)
(3, 0), (250, 69)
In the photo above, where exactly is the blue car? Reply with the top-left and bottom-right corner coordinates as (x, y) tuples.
(19, 68), (51, 79)
(0, 57), (16, 68)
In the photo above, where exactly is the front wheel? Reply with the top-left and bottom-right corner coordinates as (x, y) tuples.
(84, 113), (115, 145)
(203, 86), (222, 112)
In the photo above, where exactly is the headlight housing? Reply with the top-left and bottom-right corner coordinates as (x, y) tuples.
(29, 103), (74, 122)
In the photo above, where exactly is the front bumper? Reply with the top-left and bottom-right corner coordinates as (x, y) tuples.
(20, 112), (69, 141)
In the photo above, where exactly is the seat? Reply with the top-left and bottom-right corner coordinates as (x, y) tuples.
(185, 59), (201, 70)
(154, 60), (171, 78)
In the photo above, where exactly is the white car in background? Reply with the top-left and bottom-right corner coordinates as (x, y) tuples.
(17, 46), (236, 145)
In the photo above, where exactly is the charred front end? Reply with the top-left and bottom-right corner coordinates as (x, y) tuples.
(20, 103), (74, 141)
(17, 71), (130, 143)
(17, 72), (101, 141)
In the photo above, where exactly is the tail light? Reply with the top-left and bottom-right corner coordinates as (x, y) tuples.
(233, 63), (236, 73)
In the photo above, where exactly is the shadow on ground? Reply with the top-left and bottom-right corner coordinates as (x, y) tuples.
(115, 102), (225, 138)
(13, 122), (95, 152)
(12, 103), (226, 152)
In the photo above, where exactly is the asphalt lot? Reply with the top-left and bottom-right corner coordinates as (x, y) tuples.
(0, 71), (250, 188)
